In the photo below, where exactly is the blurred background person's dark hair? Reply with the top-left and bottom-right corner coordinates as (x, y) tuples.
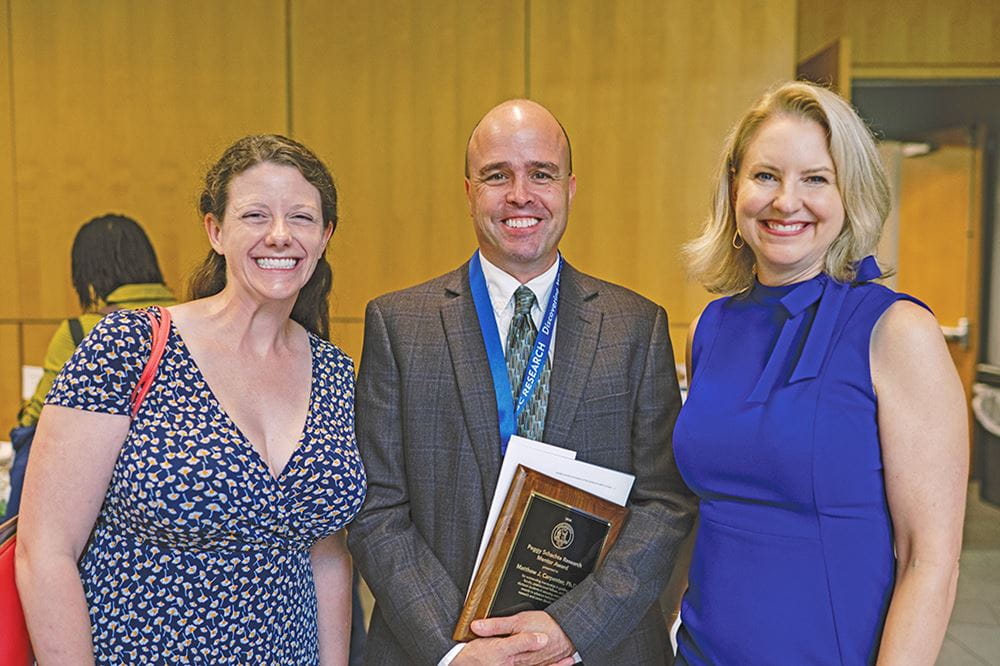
(70, 214), (168, 311)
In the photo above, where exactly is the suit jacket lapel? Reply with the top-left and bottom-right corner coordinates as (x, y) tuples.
(440, 264), (504, 509)
(545, 263), (601, 448)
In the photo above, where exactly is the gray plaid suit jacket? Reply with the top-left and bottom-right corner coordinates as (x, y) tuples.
(348, 260), (697, 665)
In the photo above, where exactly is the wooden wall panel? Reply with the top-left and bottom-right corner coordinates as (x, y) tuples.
(0, 325), (21, 429)
(9, 0), (288, 320)
(329, 321), (364, 374)
(0, 1), (17, 321)
(529, 0), (796, 361)
(290, 0), (525, 360)
(3, 0), (804, 379)
(21, 323), (58, 369)
(798, 0), (1000, 69)
(1, 1), (20, 420)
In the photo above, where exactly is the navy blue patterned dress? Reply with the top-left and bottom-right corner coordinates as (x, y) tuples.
(47, 308), (366, 664)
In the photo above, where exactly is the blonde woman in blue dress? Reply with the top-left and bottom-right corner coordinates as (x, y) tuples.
(674, 82), (967, 664)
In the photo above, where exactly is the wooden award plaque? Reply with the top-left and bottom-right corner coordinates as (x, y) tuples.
(453, 465), (629, 642)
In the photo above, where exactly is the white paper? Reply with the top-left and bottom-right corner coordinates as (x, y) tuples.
(467, 435), (635, 595)
(21, 365), (43, 401)
(470, 436), (576, 579)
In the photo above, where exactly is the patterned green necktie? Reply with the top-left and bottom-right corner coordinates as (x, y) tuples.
(506, 286), (551, 440)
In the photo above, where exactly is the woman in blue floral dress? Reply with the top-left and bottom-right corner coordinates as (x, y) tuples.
(17, 135), (366, 664)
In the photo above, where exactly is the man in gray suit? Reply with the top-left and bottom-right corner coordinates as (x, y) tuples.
(348, 99), (696, 665)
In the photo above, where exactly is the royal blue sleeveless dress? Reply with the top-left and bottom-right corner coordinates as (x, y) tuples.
(673, 258), (924, 665)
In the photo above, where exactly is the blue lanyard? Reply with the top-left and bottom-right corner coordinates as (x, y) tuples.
(468, 251), (561, 452)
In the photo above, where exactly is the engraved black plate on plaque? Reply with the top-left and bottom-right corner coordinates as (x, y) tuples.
(488, 493), (611, 617)
(453, 466), (630, 642)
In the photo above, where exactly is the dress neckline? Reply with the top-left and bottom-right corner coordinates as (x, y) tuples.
(166, 317), (318, 484)
(749, 273), (826, 306)
(739, 256), (882, 403)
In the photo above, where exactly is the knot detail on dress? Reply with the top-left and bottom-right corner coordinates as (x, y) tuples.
(746, 256), (882, 404)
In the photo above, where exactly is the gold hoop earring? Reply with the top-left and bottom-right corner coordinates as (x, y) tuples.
(732, 230), (745, 249)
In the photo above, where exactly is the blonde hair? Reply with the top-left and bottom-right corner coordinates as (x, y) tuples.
(684, 81), (890, 294)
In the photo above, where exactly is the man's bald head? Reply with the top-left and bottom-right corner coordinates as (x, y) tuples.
(464, 99), (573, 178)
(463, 98), (577, 283)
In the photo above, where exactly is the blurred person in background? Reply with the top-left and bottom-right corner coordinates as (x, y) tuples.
(3, 213), (175, 520)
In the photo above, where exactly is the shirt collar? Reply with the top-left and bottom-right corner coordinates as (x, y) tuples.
(104, 282), (176, 306)
(478, 253), (561, 316)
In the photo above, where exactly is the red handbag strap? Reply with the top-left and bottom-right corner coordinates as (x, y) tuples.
(128, 306), (172, 419)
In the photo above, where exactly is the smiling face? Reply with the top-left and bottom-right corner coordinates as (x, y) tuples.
(206, 161), (332, 306)
(734, 114), (845, 286)
(465, 101), (576, 283)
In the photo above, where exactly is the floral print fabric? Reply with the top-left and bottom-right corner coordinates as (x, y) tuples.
(47, 309), (366, 664)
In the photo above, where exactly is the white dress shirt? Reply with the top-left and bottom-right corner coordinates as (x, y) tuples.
(479, 252), (560, 357)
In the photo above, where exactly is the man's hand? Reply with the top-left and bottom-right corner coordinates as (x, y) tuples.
(452, 632), (549, 666)
(456, 611), (575, 666)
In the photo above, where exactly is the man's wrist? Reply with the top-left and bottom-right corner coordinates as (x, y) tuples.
(438, 642), (466, 666)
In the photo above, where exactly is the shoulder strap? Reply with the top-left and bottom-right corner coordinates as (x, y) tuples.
(128, 306), (172, 418)
(67, 318), (85, 346)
